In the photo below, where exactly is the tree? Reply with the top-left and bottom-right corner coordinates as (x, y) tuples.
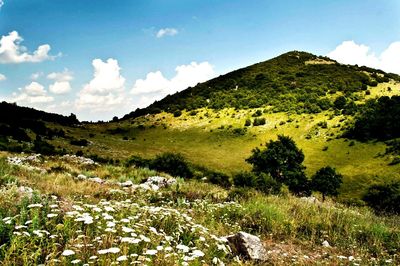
(334, 96), (347, 110)
(311, 166), (343, 201)
(246, 135), (310, 195)
(363, 181), (400, 214)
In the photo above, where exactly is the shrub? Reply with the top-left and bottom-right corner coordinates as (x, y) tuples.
(125, 155), (152, 168)
(232, 127), (247, 136)
(244, 119), (252, 127)
(252, 110), (262, 117)
(70, 138), (89, 146)
(151, 152), (193, 178)
(253, 118), (266, 126)
(173, 110), (182, 117)
(363, 181), (400, 214)
(233, 171), (281, 194)
(207, 171), (231, 188)
(33, 137), (57, 155)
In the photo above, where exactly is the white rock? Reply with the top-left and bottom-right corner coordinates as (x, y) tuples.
(76, 174), (87, 180)
(322, 240), (330, 247)
(119, 180), (133, 187)
(88, 177), (103, 184)
(226, 232), (267, 261)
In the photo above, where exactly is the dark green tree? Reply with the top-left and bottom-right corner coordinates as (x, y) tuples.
(246, 135), (310, 195)
(363, 181), (400, 214)
(334, 96), (347, 110)
(311, 166), (343, 201)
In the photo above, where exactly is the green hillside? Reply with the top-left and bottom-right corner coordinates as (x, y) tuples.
(123, 51), (400, 119)
(2, 51), (400, 203)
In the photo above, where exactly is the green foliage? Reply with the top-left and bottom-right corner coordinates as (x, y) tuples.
(334, 96), (347, 110)
(70, 138), (89, 146)
(123, 51), (400, 119)
(244, 119), (251, 127)
(246, 135), (310, 196)
(252, 117), (266, 126)
(233, 171), (281, 194)
(173, 110), (182, 117)
(311, 166), (343, 201)
(33, 137), (57, 155)
(363, 181), (400, 214)
(348, 96), (400, 140)
(252, 110), (263, 117)
(151, 152), (193, 178)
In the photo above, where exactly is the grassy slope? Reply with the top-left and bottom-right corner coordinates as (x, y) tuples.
(48, 81), (400, 202)
(0, 152), (398, 265)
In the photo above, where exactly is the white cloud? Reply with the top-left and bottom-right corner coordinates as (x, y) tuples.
(11, 81), (54, 104)
(156, 28), (178, 38)
(47, 69), (73, 94)
(30, 72), (43, 80)
(75, 58), (127, 112)
(47, 69), (73, 82)
(0, 73), (6, 81)
(327, 40), (400, 74)
(131, 61), (214, 97)
(0, 31), (56, 64)
(49, 81), (72, 94)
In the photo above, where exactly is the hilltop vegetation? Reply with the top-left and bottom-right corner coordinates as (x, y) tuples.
(123, 51), (400, 119)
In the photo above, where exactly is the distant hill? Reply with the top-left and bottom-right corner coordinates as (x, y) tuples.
(0, 101), (79, 153)
(123, 51), (400, 119)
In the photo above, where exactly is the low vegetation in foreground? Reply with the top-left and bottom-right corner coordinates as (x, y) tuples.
(0, 152), (399, 265)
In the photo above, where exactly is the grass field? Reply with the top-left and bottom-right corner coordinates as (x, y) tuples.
(0, 152), (398, 265)
(48, 103), (400, 202)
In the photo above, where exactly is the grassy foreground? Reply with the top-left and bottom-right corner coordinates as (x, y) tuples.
(0, 152), (398, 265)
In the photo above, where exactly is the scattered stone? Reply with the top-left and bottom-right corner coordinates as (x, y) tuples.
(145, 176), (177, 188)
(226, 231), (268, 261)
(76, 174), (87, 180)
(300, 196), (320, 204)
(119, 180), (133, 187)
(88, 177), (104, 184)
(322, 240), (330, 248)
(62, 154), (98, 166)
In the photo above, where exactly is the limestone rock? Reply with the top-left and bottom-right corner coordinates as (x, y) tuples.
(226, 231), (268, 261)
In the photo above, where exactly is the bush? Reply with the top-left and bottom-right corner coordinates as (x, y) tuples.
(244, 119), (252, 127)
(252, 110), (262, 117)
(33, 137), (57, 155)
(363, 181), (400, 214)
(125, 155), (152, 168)
(253, 118), (266, 126)
(70, 138), (89, 146)
(232, 127), (247, 136)
(207, 171), (231, 188)
(233, 171), (281, 195)
(173, 110), (182, 117)
(151, 152), (193, 178)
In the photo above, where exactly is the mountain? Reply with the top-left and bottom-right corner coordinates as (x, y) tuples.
(123, 51), (400, 119)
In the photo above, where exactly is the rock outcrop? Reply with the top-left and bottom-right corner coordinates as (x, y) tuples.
(226, 231), (268, 261)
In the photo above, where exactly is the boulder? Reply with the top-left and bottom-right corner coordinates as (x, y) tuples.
(76, 174), (87, 180)
(119, 180), (133, 187)
(226, 231), (268, 261)
(88, 177), (104, 184)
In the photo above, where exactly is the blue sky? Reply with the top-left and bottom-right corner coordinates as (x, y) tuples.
(0, 0), (399, 121)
